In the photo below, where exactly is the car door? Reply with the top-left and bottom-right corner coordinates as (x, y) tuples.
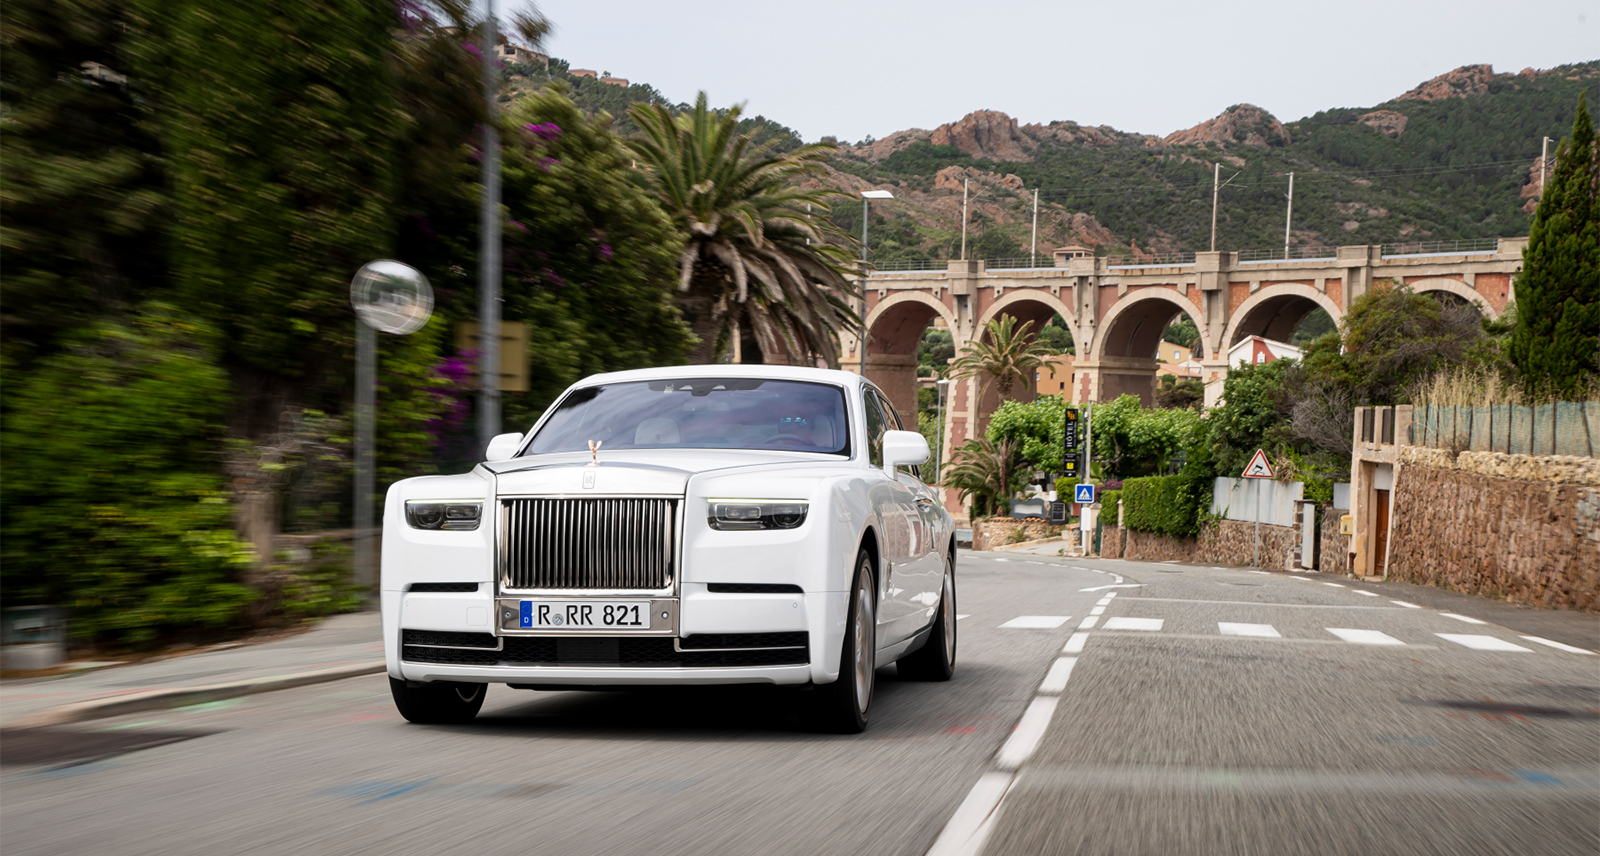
(876, 390), (944, 631)
(862, 389), (921, 646)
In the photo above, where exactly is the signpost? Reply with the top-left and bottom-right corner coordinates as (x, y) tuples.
(1062, 407), (1081, 479)
(351, 260), (434, 603)
(1240, 449), (1275, 567)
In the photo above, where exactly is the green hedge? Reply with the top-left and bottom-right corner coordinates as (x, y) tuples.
(1117, 475), (1206, 539)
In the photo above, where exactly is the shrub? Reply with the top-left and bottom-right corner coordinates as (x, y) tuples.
(1117, 474), (1206, 538)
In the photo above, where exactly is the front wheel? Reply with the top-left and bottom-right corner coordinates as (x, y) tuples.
(389, 677), (486, 724)
(806, 549), (876, 733)
(898, 551), (956, 681)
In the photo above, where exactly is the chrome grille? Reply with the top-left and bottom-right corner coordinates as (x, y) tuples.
(501, 498), (677, 590)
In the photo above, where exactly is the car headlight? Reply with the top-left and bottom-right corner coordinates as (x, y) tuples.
(707, 500), (809, 531)
(406, 500), (482, 531)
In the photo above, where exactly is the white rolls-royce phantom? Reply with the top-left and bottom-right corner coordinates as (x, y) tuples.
(382, 365), (957, 732)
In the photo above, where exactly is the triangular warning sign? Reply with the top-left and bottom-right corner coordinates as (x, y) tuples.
(1241, 449), (1275, 479)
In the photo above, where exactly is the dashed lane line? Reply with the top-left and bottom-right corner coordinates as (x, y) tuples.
(1102, 617), (1164, 631)
(1351, 590), (1381, 597)
(1077, 615), (1098, 629)
(1089, 606), (1106, 616)
(995, 697), (1060, 771)
(1324, 583), (1347, 588)
(1063, 632), (1089, 654)
(1391, 600), (1422, 608)
(1440, 613), (1488, 625)
(1037, 657), (1077, 693)
(999, 616), (1072, 630)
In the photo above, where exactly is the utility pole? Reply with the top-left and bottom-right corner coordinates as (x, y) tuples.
(1030, 188), (1039, 268)
(960, 179), (969, 260)
(1283, 172), (1294, 258)
(1210, 162), (1220, 252)
(1540, 136), (1552, 195)
(477, 0), (502, 451)
(860, 194), (869, 375)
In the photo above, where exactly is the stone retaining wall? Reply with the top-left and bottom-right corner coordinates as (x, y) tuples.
(1103, 519), (1299, 569)
(1319, 503), (1350, 575)
(1389, 464), (1598, 611)
(974, 517), (1060, 552)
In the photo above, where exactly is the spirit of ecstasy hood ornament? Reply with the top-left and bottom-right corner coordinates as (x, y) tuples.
(588, 439), (602, 465)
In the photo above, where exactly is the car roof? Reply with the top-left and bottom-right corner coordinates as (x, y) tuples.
(573, 364), (865, 389)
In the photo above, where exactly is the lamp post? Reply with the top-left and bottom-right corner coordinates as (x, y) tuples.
(858, 189), (894, 375)
(477, 0), (503, 454)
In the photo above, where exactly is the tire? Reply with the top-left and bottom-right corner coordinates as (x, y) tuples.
(389, 677), (487, 724)
(897, 550), (956, 681)
(806, 549), (877, 734)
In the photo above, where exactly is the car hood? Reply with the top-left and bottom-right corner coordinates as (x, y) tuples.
(483, 449), (852, 496)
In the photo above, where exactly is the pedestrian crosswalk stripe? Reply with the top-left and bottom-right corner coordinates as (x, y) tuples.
(1103, 617), (1163, 631)
(1437, 633), (1532, 652)
(1519, 635), (1597, 655)
(1089, 606), (1106, 616)
(1440, 613), (1487, 624)
(1326, 628), (1404, 646)
(1219, 622), (1280, 638)
(1000, 615), (1070, 629)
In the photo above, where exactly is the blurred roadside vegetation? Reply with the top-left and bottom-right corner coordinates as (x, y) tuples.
(0, 1), (695, 647)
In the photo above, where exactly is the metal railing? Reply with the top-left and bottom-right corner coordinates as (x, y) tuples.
(1103, 252), (1196, 268)
(1236, 246), (1337, 263)
(869, 259), (943, 272)
(1380, 237), (1499, 257)
(983, 257), (1054, 270)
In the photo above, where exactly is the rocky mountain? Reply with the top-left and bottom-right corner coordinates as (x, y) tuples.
(507, 59), (1599, 263)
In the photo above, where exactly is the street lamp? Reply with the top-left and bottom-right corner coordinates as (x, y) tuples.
(859, 190), (894, 375)
(935, 377), (950, 483)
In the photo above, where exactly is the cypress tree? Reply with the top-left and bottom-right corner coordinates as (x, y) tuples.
(1511, 94), (1600, 398)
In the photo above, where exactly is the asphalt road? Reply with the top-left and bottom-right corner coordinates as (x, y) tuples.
(3, 554), (1596, 856)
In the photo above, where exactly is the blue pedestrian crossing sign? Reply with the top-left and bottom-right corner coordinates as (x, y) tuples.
(1073, 483), (1096, 504)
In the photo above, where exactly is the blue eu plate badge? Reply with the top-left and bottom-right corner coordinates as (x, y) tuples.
(519, 600), (533, 628)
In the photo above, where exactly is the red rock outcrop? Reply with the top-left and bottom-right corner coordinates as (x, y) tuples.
(1358, 109), (1408, 138)
(1394, 64), (1498, 102)
(929, 110), (1036, 162)
(1163, 104), (1289, 148)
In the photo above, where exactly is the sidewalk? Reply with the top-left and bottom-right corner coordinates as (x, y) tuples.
(0, 611), (383, 727)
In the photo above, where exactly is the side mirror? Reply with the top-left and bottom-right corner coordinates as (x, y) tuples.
(882, 429), (930, 476)
(484, 432), (524, 462)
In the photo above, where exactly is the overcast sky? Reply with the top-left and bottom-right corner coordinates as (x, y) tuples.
(517, 0), (1597, 143)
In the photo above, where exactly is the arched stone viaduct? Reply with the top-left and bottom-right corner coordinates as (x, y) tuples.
(842, 238), (1525, 504)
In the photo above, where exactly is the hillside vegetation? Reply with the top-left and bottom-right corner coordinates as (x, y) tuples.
(510, 60), (1598, 263)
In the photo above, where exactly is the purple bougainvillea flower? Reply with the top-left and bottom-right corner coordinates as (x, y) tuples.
(507, 219), (530, 234)
(597, 243), (613, 261)
(538, 157), (559, 171)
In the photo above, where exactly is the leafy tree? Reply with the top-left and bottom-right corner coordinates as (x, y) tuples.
(1155, 375), (1205, 410)
(1161, 317), (1200, 351)
(949, 314), (1058, 401)
(1510, 94), (1599, 398)
(1202, 360), (1299, 477)
(0, 0), (167, 368)
(918, 327), (955, 376)
(496, 89), (692, 425)
(1089, 394), (1205, 478)
(987, 395), (1067, 473)
(1, 305), (255, 645)
(627, 93), (858, 365)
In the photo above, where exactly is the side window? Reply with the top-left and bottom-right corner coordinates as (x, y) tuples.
(863, 391), (886, 468)
(872, 390), (921, 480)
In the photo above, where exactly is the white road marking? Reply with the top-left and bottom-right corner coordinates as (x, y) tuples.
(1063, 633), (1089, 654)
(1219, 622), (1281, 638)
(993, 558), (1011, 562)
(1094, 598), (1112, 607)
(1038, 657), (1078, 693)
(1247, 570), (1267, 574)
(1289, 577), (1313, 582)
(1519, 636), (1598, 655)
(1440, 613), (1487, 625)
(1351, 590), (1380, 597)
(1078, 584), (1142, 592)
(1078, 615), (1098, 629)
(1326, 628), (1405, 646)
(1103, 592), (1118, 599)
(1000, 615), (1071, 629)
(1103, 617), (1164, 631)
(1391, 600), (1421, 608)
(1324, 583), (1346, 588)
(995, 696), (1059, 770)
(956, 614), (971, 621)
(924, 771), (1014, 856)
(1437, 633), (1533, 652)
(1089, 606), (1106, 616)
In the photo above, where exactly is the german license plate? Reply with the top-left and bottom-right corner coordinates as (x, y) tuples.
(519, 600), (651, 630)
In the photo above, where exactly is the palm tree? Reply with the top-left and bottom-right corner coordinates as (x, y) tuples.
(941, 436), (1023, 518)
(948, 314), (1058, 401)
(627, 93), (859, 365)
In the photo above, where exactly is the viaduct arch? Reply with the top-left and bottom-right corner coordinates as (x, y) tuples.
(842, 240), (1526, 511)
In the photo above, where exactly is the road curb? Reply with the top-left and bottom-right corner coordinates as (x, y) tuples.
(9, 661), (386, 729)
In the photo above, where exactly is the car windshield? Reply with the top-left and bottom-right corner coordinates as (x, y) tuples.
(523, 378), (851, 456)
